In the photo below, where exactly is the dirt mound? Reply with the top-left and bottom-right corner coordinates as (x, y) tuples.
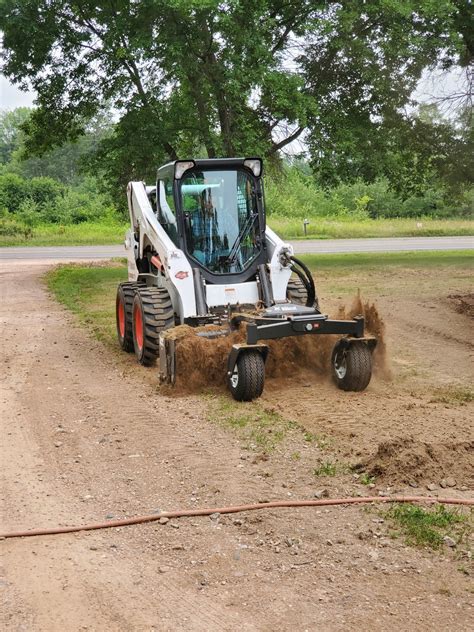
(167, 294), (389, 393)
(448, 293), (474, 319)
(357, 437), (474, 486)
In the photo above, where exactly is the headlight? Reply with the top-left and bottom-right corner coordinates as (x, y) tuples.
(244, 158), (262, 177)
(175, 160), (195, 179)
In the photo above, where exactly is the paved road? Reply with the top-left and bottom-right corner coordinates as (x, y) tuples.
(0, 236), (472, 261)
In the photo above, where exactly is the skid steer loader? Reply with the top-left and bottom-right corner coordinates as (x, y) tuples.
(116, 157), (376, 400)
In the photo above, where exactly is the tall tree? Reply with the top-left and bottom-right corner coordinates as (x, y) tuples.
(0, 107), (32, 164)
(1, 1), (471, 191)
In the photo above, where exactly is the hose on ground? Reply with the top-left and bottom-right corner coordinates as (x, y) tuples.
(1, 496), (472, 540)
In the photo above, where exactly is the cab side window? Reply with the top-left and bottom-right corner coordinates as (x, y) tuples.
(158, 178), (178, 245)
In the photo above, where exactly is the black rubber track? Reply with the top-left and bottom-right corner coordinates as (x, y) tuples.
(132, 287), (175, 366)
(116, 282), (145, 352)
(332, 342), (372, 391)
(229, 350), (265, 401)
(286, 275), (320, 310)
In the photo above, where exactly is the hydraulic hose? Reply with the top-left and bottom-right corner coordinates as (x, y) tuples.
(1, 496), (472, 540)
(290, 255), (317, 308)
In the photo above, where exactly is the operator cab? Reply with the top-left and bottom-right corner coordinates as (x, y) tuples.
(155, 158), (267, 284)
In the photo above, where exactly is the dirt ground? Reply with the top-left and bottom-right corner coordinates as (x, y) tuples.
(1, 259), (473, 631)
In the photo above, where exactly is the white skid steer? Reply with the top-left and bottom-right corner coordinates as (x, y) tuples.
(116, 157), (376, 400)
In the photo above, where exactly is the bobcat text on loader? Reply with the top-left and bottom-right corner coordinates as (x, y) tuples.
(116, 158), (376, 401)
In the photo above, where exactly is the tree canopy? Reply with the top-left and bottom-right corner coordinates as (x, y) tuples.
(1, 1), (472, 191)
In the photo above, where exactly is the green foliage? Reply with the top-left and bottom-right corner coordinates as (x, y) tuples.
(313, 461), (338, 477)
(0, 168), (120, 231)
(0, 107), (31, 164)
(266, 168), (474, 221)
(0, 105), (471, 248)
(359, 473), (376, 486)
(386, 504), (470, 550)
(28, 176), (64, 208)
(0, 173), (64, 213)
(41, 189), (117, 225)
(1, 1), (472, 197)
(0, 172), (30, 212)
(0, 208), (32, 239)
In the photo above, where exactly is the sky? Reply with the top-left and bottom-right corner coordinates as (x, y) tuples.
(0, 74), (35, 109)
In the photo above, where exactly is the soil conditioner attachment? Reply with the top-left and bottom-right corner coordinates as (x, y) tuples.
(116, 157), (377, 401)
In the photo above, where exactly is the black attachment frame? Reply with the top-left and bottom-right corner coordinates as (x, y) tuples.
(244, 314), (365, 345)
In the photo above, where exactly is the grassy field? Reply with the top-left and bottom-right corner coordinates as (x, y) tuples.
(300, 249), (474, 269)
(269, 216), (474, 239)
(0, 221), (128, 246)
(46, 262), (128, 347)
(2, 216), (473, 247)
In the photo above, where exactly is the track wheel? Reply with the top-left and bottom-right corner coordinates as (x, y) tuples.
(132, 287), (174, 366)
(228, 350), (265, 401)
(332, 341), (372, 392)
(116, 282), (145, 352)
(286, 275), (319, 310)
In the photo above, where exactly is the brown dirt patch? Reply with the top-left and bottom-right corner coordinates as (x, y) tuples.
(448, 292), (474, 318)
(2, 259), (473, 631)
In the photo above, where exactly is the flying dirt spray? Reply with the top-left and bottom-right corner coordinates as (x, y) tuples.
(162, 293), (389, 394)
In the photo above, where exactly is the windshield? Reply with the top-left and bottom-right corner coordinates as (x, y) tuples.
(181, 169), (260, 274)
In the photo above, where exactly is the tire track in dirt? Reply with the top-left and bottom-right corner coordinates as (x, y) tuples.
(0, 265), (261, 631)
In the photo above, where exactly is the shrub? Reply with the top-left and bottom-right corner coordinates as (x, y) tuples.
(44, 189), (118, 224)
(265, 169), (345, 218)
(0, 173), (30, 212)
(29, 176), (65, 207)
(0, 173), (64, 213)
(266, 167), (472, 220)
(15, 197), (43, 227)
(0, 208), (32, 239)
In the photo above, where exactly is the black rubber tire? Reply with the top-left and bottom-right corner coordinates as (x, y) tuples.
(331, 341), (372, 392)
(286, 276), (319, 310)
(228, 350), (265, 401)
(132, 287), (175, 366)
(116, 282), (145, 352)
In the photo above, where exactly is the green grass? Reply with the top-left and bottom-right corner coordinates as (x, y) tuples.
(0, 221), (128, 246)
(302, 430), (331, 450)
(386, 504), (471, 550)
(206, 394), (296, 452)
(269, 216), (474, 240)
(45, 262), (128, 346)
(313, 461), (338, 477)
(1, 216), (472, 247)
(359, 473), (376, 486)
(429, 386), (474, 406)
(299, 249), (474, 270)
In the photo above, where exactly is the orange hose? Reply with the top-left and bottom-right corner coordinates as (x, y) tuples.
(1, 496), (472, 540)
